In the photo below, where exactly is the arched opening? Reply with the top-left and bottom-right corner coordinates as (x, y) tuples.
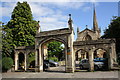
(76, 49), (88, 61)
(94, 49), (107, 58)
(93, 48), (108, 70)
(83, 35), (92, 41)
(18, 52), (25, 70)
(75, 49), (88, 71)
(28, 52), (35, 71)
(41, 39), (66, 72)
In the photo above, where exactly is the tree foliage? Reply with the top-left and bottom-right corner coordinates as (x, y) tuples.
(102, 16), (120, 38)
(2, 1), (38, 58)
(47, 41), (64, 61)
(102, 16), (120, 64)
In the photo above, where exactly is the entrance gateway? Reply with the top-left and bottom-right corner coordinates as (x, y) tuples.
(14, 9), (118, 73)
(35, 14), (75, 72)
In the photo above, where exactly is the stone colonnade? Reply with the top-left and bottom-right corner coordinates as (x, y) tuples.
(74, 39), (117, 71)
(14, 46), (35, 71)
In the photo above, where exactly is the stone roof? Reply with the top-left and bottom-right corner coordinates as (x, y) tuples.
(35, 28), (71, 37)
(78, 28), (95, 34)
(74, 38), (115, 46)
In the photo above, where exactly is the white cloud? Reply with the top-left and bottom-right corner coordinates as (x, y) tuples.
(29, 2), (54, 17)
(28, 2), (69, 31)
(46, 2), (84, 9)
(1, 2), (16, 18)
(1, 2), (92, 31)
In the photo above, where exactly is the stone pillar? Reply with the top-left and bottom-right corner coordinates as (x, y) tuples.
(35, 49), (39, 72)
(65, 46), (68, 72)
(15, 52), (18, 70)
(39, 45), (43, 72)
(84, 52), (86, 59)
(66, 31), (75, 73)
(24, 53), (27, 71)
(108, 47), (112, 70)
(44, 45), (48, 60)
(88, 49), (94, 71)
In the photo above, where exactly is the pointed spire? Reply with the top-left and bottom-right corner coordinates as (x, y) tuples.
(68, 14), (73, 30)
(93, 4), (99, 32)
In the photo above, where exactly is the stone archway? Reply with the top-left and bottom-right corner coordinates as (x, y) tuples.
(75, 49), (88, 61)
(93, 48), (109, 70)
(73, 39), (118, 71)
(35, 15), (75, 72)
(93, 48), (108, 58)
(35, 29), (75, 72)
(14, 46), (35, 71)
(18, 52), (25, 70)
(40, 38), (66, 72)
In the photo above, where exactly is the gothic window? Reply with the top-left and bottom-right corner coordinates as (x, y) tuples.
(83, 35), (92, 41)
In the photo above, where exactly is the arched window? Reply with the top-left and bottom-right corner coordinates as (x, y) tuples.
(83, 35), (92, 41)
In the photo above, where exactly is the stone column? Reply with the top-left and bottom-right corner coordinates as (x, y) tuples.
(108, 47), (112, 70)
(66, 31), (75, 73)
(35, 49), (39, 72)
(43, 45), (48, 60)
(15, 52), (18, 70)
(84, 52), (86, 59)
(88, 49), (94, 71)
(24, 53), (27, 71)
(39, 45), (43, 72)
(65, 46), (68, 72)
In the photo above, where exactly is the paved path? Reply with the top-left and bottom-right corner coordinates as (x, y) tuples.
(2, 71), (119, 78)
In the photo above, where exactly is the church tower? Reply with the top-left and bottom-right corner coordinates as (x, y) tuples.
(93, 5), (100, 38)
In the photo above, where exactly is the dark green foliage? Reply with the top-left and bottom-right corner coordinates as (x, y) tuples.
(28, 53), (35, 66)
(2, 1), (38, 58)
(2, 57), (13, 71)
(47, 41), (64, 61)
(102, 16), (120, 64)
(102, 16), (120, 38)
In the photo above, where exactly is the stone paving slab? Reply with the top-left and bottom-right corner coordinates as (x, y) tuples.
(2, 71), (119, 78)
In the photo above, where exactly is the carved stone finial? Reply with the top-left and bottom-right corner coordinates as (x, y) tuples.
(36, 21), (40, 33)
(86, 25), (88, 28)
(68, 14), (73, 30)
(69, 14), (71, 17)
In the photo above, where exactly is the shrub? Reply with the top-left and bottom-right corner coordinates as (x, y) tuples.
(2, 57), (13, 71)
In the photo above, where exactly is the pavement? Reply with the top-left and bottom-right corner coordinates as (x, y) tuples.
(1, 65), (120, 80)
(2, 71), (119, 78)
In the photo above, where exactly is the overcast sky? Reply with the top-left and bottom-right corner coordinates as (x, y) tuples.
(0, 0), (119, 40)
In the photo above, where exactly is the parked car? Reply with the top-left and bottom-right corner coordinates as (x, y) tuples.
(79, 59), (105, 70)
(44, 60), (59, 67)
(94, 58), (106, 62)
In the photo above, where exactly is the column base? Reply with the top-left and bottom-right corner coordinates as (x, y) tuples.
(35, 66), (43, 72)
(66, 67), (74, 73)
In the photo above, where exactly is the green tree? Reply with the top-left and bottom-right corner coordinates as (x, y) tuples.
(102, 16), (120, 64)
(2, 1), (38, 58)
(47, 41), (64, 61)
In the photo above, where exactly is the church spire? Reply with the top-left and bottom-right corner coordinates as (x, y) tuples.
(93, 5), (99, 32)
